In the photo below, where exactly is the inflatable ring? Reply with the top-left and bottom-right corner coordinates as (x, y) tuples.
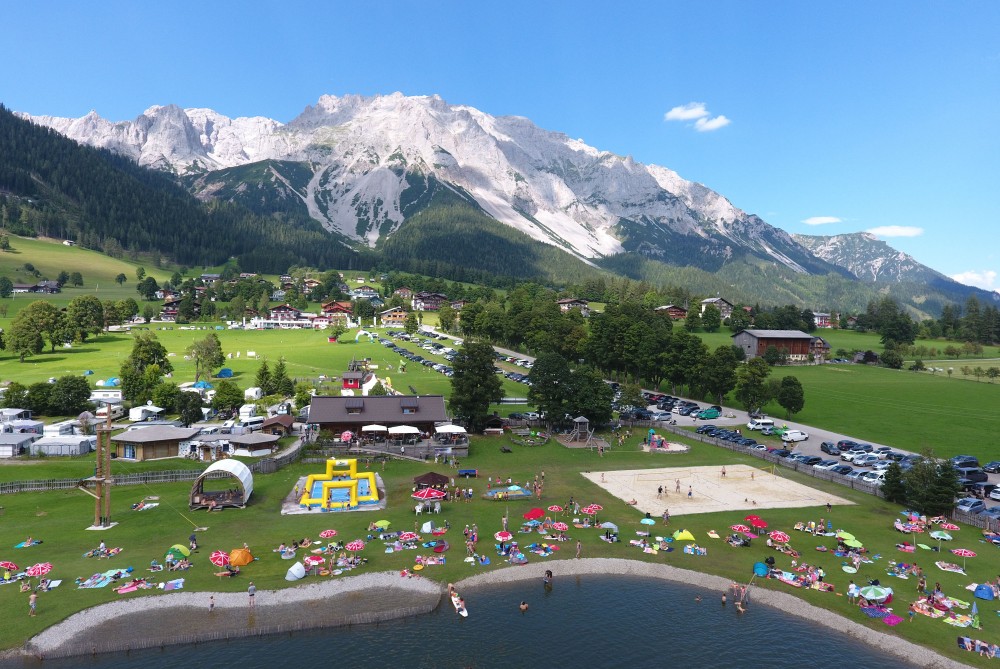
(319, 570), (330, 576)
(413, 564), (424, 571)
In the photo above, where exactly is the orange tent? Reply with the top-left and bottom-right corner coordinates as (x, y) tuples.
(229, 548), (254, 566)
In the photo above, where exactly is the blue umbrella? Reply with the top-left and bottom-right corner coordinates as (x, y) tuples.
(753, 562), (769, 577)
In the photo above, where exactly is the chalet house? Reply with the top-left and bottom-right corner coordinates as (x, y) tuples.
(732, 329), (815, 363)
(268, 304), (303, 321)
(337, 282), (351, 293)
(368, 296), (385, 309)
(812, 312), (833, 328)
(271, 289), (287, 301)
(200, 273), (221, 283)
(810, 336), (831, 362)
(110, 426), (201, 461)
(412, 292), (448, 311)
(160, 297), (201, 321)
(260, 415), (294, 437)
(322, 301), (354, 315)
(393, 287), (414, 300)
(307, 395), (448, 436)
(12, 281), (61, 294)
(556, 298), (590, 317)
(279, 274), (292, 283)
(239, 272), (258, 279)
(700, 297), (734, 320)
(351, 286), (379, 301)
(155, 289), (179, 301)
(450, 300), (468, 311)
(380, 307), (408, 326)
(846, 316), (858, 328)
(342, 371), (364, 390)
(302, 278), (321, 294)
(654, 305), (688, 320)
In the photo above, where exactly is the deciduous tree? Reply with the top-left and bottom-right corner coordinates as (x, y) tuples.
(449, 341), (504, 432)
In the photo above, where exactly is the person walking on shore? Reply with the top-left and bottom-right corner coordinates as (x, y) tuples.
(576, 540), (582, 558)
(209, 595), (215, 612)
(28, 592), (37, 617)
(675, 479), (681, 493)
(248, 581), (256, 608)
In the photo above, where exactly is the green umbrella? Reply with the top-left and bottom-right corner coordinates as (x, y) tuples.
(836, 531), (855, 541)
(373, 520), (391, 529)
(843, 539), (864, 548)
(859, 585), (890, 602)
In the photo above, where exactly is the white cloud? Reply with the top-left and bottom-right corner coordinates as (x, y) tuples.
(694, 115), (731, 132)
(802, 216), (842, 226)
(951, 270), (998, 290)
(865, 225), (924, 238)
(664, 102), (709, 121)
(664, 102), (731, 132)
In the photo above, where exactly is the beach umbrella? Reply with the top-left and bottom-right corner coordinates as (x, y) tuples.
(744, 514), (761, 521)
(165, 544), (191, 561)
(345, 540), (366, 552)
(495, 531), (513, 542)
(843, 539), (864, 548)
(588, 504), (604, 512)
(599, 522), (619, 532)
(25, 563), (52, 578)
(859, 585), (890, 603)
(640, 518), (656, 525)
(730, 524), (752, 533)
(750, 518), (768, 529)
(930, 530), (952, 550)
(340, 431), (353, 442)
(399, 532), (419, 542)
(672, 529), (696, 542)
(581, 506), (599, 516)
(229, 548), (253, 567)
(209, 550), (230, 567)
(769, 531), (790, 543)
(523, 508), (545, 520)
(552, 522), (569, 532)
(836, 531), (855, 541)
(547, 505), (564, 513)
(939, 522), (960, 531)
(413, 488), (446, 500)
(0, 560), (18, 571)
(303, 555), (326, 567)
(951, 548), (976, 571)
(753, 562), (770, 577)
(319, 529), (338, 539)
(373, 520), (391, 529)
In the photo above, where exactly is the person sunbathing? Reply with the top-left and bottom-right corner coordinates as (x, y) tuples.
(627, 499), (638, 505)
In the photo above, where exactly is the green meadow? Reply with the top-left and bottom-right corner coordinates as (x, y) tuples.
(0, 434), (992, 666)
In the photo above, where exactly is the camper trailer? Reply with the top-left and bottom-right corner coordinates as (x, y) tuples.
(96, 405), (125, 420)
(244, 387), (264, 401)
(238, 404), (258, 421)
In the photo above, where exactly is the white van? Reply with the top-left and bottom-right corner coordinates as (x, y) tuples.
(746, 418), (775, 431)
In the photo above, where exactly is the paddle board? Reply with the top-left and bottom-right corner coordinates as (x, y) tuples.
(451, 592), (469, 617)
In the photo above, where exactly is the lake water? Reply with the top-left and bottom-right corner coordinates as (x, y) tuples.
(5, 576), (919, 669)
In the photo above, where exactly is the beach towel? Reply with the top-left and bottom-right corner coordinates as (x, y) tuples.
(14, 541), (40, 548)
(936, 561), (966, 574)
(133, 503), (159, 511)
(158, 578), (184, 591)
(943, 615), (974, 627)
(861, 607), (890, 619)
(707, 530), (720, 538)
(883, 614), (904, 626)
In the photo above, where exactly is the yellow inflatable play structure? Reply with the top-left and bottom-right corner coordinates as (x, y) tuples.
(299, 458), (380, 511)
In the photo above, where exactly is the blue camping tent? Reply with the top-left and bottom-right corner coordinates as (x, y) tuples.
(216, 368), (234, 378)
(83, 370), (94, 376)
(105, 377), (120, 387)
(194, 380), (213, 389)
(974, 584), (995, 600)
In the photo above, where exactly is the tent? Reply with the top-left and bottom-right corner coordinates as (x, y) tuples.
(216, 368), (234, 378)
(285, 562), (306, 581)
(229, 548), (254, 567)
(421, 520), (437, 533)
(672, 529), (696, 542)
(974, 584), (996, 601)
(189, 459), (254, 509)
(193, 380), (213, 389)
(414, 472), (450, 487)
(105, 377), (121, 387)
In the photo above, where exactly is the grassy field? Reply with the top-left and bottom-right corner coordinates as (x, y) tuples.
(0, 433), (993, 666)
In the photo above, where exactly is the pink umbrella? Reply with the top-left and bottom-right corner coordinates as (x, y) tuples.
(319, 529), (338, 539)
(587, 504), (604, 512)
(768, 531), (790, 543)
(345, 540), (366, 552)
(730, 524), (752, 533)
(399, 532), (419, 542)
(0, 560), (18, 571)
(25, 563), (52, 578)
(744, 515), (761, 521)
(341, 431), (353, 442)
(939, 523), (960, 531)
(750, 518), (768, 529)
(552, 522), (569, 532)
(581, 506), (599, 516)
(547, 505), (564, 513)
(494, 531), (513, 541)
(303, 555), (326, 566)
(951, 547), (976, 570)
(209, 550), (230, 567)
(523, 508), (545, 520)
(413, 488), (447, 500)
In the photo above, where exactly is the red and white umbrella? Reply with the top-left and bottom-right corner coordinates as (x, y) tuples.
(25, 563), (52, 578)
(581, 506), (599, 516)
(547, 505), (564, 512)
(399, 532), (419, 542)
(750, 518), (768, 529)
(744, 514), (761, 521)
(303, 555), (326, 566)
(0, 560), (18, 571)
(523, 508), (545, 520)
(319, 529), (338, 539)
(939, 522), (960, 531)
(495, 531), (513, 542)
(345, 540), (366, 552)
(730, 524), (752, 534)
(587, 504), (604, 512)
(552, 522), (569, 532)
(951, 547), (976, 570)
(768, 531), (790, 543)
(341, 431), (353, 442)
(413, 488), (447, 500)
(209, 550), (230, 567)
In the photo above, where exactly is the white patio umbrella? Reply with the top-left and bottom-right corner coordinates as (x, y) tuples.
(388, 425), (420, 435)
(361, 424), (388, 432)
(436, 424), (467, 434)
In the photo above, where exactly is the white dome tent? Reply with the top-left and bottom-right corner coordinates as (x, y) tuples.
(189, 459), (254, 510)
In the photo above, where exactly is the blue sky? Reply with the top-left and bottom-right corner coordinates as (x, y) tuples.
(4, 1), (1000, 289)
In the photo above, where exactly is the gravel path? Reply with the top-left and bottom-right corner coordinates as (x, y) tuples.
(23, 560), (967, 668)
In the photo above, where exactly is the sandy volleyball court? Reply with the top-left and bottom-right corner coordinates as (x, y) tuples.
(581, 464), (854, 517)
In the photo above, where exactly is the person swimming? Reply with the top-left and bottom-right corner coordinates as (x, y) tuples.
(519, 601), (529, 612)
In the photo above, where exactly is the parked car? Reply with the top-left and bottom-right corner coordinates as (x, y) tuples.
(861, 470), (886, 484)
(871, 460), (893, 472)
(746, 418), (775, 431)
(884, 452), (906, 462)
(781, 430), (809, 443)
(955, 466), (989, 483)
(951, 455), (980, 468)
(984, 461), (1000, 474)
(970, 482), (998, 499)
(830, 464), (854, 476)
(956, 497), (987, 515)
(697, 408), (721, 420)
(813, 459), (839, 470)
(837, 440), (859, 451)
(796, 456), (822, 466)
(874, 446), (893, 457)
(820, 442), (841, 456)
(771, 449), (793, 458)
(988, 487), (1000, 502)
(853, 454), (881, 468)
(523, 412), (540, 420)
(695, 425), (716, 434)
(845, 470), (865, 481)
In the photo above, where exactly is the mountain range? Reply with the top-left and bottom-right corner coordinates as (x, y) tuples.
(12, 93), (997, 313)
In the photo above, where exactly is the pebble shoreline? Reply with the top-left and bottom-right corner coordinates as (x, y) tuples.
(20, 559), (968, 668)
